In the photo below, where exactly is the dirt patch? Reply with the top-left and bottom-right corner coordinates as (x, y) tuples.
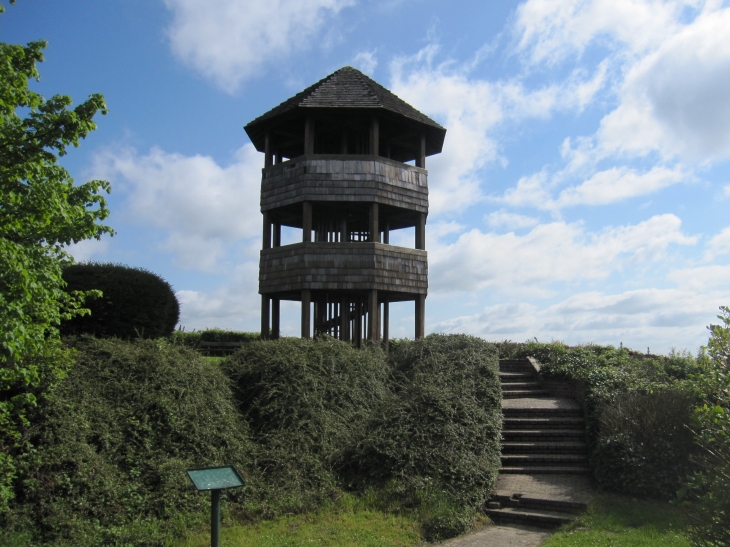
(429, 524), (550, 546)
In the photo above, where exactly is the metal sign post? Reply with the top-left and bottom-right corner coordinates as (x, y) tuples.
(187, 466), (245, 547)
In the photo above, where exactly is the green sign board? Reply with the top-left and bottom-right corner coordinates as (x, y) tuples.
(187, 466), (244, 491)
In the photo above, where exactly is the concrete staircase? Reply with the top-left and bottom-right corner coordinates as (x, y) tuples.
(486, 358), (593, 529)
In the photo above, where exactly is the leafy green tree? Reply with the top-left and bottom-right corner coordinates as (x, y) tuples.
(0, 35), (113, 510)
(680, 306), (730, 546)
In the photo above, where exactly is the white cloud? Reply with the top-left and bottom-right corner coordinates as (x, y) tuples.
(163, 0), (354, 92)
(485, 209), (540, 230)
(598, 6), (730, 161)
(92, 144), (262, 270)
(177, 262), (260, 329)
(705, 226), (730, 260)
(514, 0), (690, 65)
(433, 288), (724, 354)
(429, 214), (697, 294)
(669, 264), (730, 289)
(388, 45), (606, 214)
(352, 50), (377, 75)
(65, 238), (110, 263)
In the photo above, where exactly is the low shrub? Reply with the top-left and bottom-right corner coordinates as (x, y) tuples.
(3, 337), (251, 546)
(61, 263), (180, 339)
(592, 388), (696, 498)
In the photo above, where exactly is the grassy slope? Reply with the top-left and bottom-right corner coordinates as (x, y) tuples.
(544, 493), (690, 547)
(175, 493), (691, 547)
(175, 503), (420, 547)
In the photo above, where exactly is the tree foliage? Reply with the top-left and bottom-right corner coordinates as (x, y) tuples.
(0, 37), (112, 510)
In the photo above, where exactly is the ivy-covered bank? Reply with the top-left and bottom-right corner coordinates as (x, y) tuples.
(1, 334), (502, 546)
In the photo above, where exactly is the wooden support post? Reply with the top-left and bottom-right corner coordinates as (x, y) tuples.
(340, 218), (348, 243)
(368, 290), (378, 341)
(383, 220), (390, 245)
(369, 202), (379, 243)
(383, 298), (390, 351)
(340, 130), (348, 154)
(302, 201), (312, 242)
(273, 223), (281, 247)
(304, 117), (315, 155)
(416, 132), (426, 168)
(271, 298), (280, 339)
(262, 212), (271, 250)
(370, 117), (379, 156)
(264, 133), (273, 168)
(261, 295), (270, 339)
(415, 295), (425, 339)
(416, 212), (426, 250)
(301, 290), (311, 339)
(340, 296), (349, 341)
(275, 148), (282, 164)
(354, 300), (362, 348)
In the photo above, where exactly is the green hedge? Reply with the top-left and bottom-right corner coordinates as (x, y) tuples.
(170, 329), (260, 350)
(3, 337), (250, 546)
(61, 263), (180, 339)
(3, 334), (503, 545)
(222, 334), (502, 540)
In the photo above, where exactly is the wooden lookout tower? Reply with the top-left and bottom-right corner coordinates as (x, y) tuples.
(244, 67), (446, 344)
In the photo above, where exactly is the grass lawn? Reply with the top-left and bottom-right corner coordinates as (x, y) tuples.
(174, 506), (421, 547)
(543, 493), (691, 547)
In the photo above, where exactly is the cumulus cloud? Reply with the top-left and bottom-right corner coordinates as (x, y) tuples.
(163, 0), (354, 92)
(514, 0), (689, 65)
(705, 226), (730, 260)
(429, 214), (697, 294)
(433, 288), (724, 353)
(352, 50), (378, 75)
(388, 45), (606, 214)
(65, 238), (110, 263)
(92, 144), (262, 270)
(485, 209), (540, 230)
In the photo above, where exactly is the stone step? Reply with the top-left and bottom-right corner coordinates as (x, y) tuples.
(501, 454), (588, 466)
(502, 431), (585, 443)
(504, 417), (585, 429)
(501, 382), (543, 389)
(491, 493), (587, 514)
(485, 506), (576, 528)
(503, 390), (551, 398)
(503, 407), (583, 417)
(501, 441), (587, 454)
(499, 374), (535, 383)
(500, 466), (590, 474)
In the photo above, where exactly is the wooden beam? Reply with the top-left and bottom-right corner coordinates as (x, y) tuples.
(415, 294), (425, 339)
(273, 223), (281, 247)
(340, 295), (349, 341)
(301, 289), (311, 339)
(302, 201), (312, 242)
(271, 298), (280, 339)
(383, 298), (389, 350)
(264, 133), (273, 168)
(416, 212), (426, 250)
(383, 220), (390, 245)
(304, 117), (315, 155)
(368, 290), (378, 341)
(369, 202), (379, 243)
(416, 132), (426, 168)
(261, 295), (270, 339)
(370, 117), (379, 156)
(262, 212), (271, 250)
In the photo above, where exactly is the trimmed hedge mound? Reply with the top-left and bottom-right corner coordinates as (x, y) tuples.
(222, 334), (502, 540)
(6, 337), (250, 546)
(61, 263), (180, 339)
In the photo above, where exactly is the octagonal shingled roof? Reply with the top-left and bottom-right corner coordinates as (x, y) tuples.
(244, 66), (446, 153)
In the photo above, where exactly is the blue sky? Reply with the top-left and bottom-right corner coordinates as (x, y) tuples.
(5, 0), (730, 353)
